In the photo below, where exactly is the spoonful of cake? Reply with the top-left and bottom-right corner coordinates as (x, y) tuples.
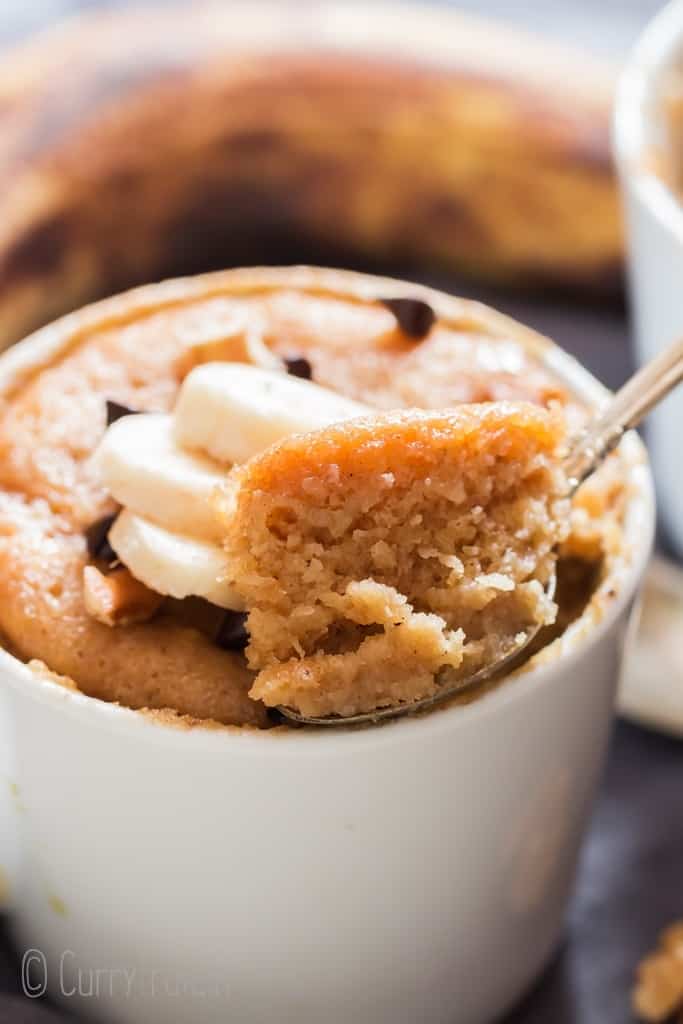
(219, 334), (683, 726)
(220, 402), (566, 724)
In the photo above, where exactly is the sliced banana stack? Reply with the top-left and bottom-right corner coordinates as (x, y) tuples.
(96, 414), (226, 542)
(93, 363), (369, 608)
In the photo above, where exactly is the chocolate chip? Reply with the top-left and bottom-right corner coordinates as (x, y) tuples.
(266, 707), (289, 726)
(85, 513), (119, 563)
(284, 356), (313, 380)
(215, 611), (249, 651)
(380, 297), (436, 340)
(106, 400), (142, 427)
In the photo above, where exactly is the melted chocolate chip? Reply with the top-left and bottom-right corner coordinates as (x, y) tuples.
(215, 611), (249, 651)
(265, 707), (289, 726)
(106, 400), (142, 427)
(284, 356), (313, 381)
(380, 297), (436, 340)
(85, 513), (119, 563)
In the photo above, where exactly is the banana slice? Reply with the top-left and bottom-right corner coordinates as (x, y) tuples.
(96, 367), (370, 609)
(109, 510), (243, 610)
(94, 413), (225, 542)
(174, 363), (370, 465)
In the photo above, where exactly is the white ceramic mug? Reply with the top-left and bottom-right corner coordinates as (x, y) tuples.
(615, 0), (683, 555)
(0, 287), (654, 1024)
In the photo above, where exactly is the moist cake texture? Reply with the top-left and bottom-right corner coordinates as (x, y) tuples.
(222, 404), (568, 717)
(0, 268), (629, 727)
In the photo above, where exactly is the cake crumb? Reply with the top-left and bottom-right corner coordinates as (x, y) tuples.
(633, 923), (683, 1021)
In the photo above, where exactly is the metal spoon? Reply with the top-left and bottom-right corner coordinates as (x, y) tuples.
(279, 334), (683, 727)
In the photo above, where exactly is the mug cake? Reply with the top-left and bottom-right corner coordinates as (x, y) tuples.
(0, 267), (632, 727)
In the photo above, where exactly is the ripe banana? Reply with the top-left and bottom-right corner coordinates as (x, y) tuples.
(0, 2), (619, 352)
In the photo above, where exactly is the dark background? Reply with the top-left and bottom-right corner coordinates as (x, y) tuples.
(1, 3), (681, 1023)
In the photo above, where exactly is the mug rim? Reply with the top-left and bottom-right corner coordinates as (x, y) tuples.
(0, 266), (656, 754)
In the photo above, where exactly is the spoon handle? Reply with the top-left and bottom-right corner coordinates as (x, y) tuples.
(564, 334), (683, 490)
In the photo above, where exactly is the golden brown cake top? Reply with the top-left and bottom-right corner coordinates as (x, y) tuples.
(230, 402), (565, 498)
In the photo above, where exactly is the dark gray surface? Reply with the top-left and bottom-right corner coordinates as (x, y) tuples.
(507, 721), (683, 1024)
(0, 2), (681, 1023)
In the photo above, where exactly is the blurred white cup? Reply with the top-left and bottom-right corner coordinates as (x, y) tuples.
(615, 0), (683, 555)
